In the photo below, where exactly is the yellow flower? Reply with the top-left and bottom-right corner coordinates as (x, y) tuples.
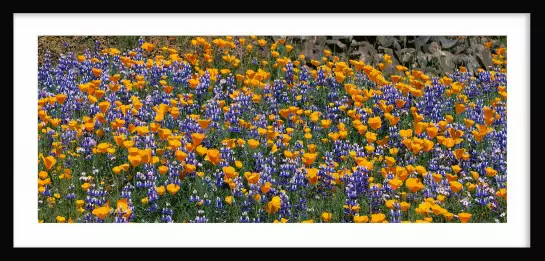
(321, 119), (332, 129)
(449, 181), (463, 193)
(306, 168), (319, 185)
(156, 185), (166, 196)
(248, 139), (260, 149)
(98, 101), (111, 113)
(141, 197), (149, 205)
(455, 103), (466, 114)
(452, 165), (461, 174)
(334, 71), (345, 83)
(75, 199), (85, 208)
(302, 153), (318, 166)
(485, 167), (497, 177)
(223, 166), (238, 179)
(321, 212), (333, 222)
(400, 202), (411, 212)
(458, 212), (472, 223)
(225, 196), (233, 205)
(265, 196), (281, 214)
(273, 218), (289, 223)
(368, 116), (382, 130)
(365, 131), (377, 144)
(353, 215), (369, 223)
(42, 155), (57, 170)
(496, 188), (507, 200)
(92, 206), (110, 220)
(370, 213), (386, 223)
(206, 149), (221, 166)
(167, 184), (180, 195)
(235, 160), (243, 169)
(81, 182), (90, 192)
(175, 150), (188, 162)
(261, 182), (272, 194)
(128, 154), (142, 167)
(244, 172), (260, 184)
(284, 44), (294, 52)
(191, 133), (205, 146)
(405, 178), (424, 192)
(386, 200), (398, 209)
(389, 179), (403, 190)
(116, 198), (132, 219)
(158, 165), (169, 175)
(385, 156), (396, 167)
(38, 171), (48, 179)
(141, 42), (155, 52)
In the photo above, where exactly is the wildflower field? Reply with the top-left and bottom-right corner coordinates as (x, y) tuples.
(38, 36), (507, 223)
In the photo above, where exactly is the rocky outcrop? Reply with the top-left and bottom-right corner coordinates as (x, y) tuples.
(286, 35), (506, 76)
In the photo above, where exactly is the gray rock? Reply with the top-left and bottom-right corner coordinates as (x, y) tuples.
(402, 52), (414, 64)
(399, 36), (407, 48)
(272, 36), (287, 42)
(437, 36), (459, 49)
(350, 40), (360, 48)
(377, 36), (395, 47)
(349, 51), (363, 60)
(303, 40), (316, 60)
(468, 36), (479, 47)
(425, 67), (440, 76)
(438, 51), (455, 74)
(428, 42), (442, 54)
(378, 46), (394, 56)
(416, 52), (432, 69)
(476, 48), (493, 70)
(393, 40), (402, 51)
(395, 48), (416, 61)
(288, 36), (310, 43)
(314, 45), (326, 57)
(360, 41), (377, 53)
(416, 36), (431, 46)
(359, 53), (373, 64)
(350, 40), (367, 47)
(454, 45), (468, 55)
(353, 41), (379, 64)
(332, 36), (353, 41)
(439, 57), (454, 74)
(390, 54), (400, 66)
(473, 44), (485, 55)
(314, 36), (327, 46)
(326, 39), (347, 50)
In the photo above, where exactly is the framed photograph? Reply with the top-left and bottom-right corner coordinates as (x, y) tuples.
(13, 13), (531, 247)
